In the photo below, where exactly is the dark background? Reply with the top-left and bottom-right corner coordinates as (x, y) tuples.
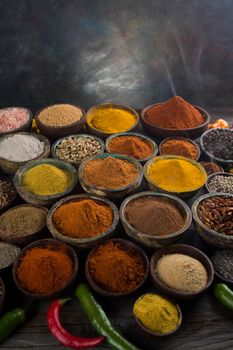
(0, 0), (233, 111)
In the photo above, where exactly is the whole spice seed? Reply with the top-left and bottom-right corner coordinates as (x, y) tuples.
(108, 135), (153, 160)
(197, 196), (233, 235)
(0, 242), (20, 270)
(200, 162), (223, 176)
(211, 250), (233, 283)
(0, 107), (30, 132)
(38, 104), (83, 127)
(0, 179), (16, 209)
(202, 128), (233, 160)
(208, 175), (233, 194)
(56, 136), (102, 163)
(161, 139), (198, 160)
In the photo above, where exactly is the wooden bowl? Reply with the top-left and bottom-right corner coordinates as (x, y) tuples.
(35, 104), (86, 140)
(85, 238), (149, 297)
(47, 194), (119, 249)
(205, 172), (233, 193)
(0, 132), (50, 174)
(0, 107), (33, 136)
(0, 204), (48, 245)
(150, 244), (214, 300)
(159, 137), (201, 161)
(12, 238), (78, 299)
(141, 104), (210, 140)
(14, 159), (77, 206)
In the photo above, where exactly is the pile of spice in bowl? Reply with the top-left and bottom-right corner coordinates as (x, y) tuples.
(0, 107), (32, 134)
(0, 204), (48, 245)
(106, 133), (157, 162)
(159, 137), (200, 160)
(86, 239), (149, 296)
(0, 242), (21, 271)
(211, 250), (233, 284)
(200, 161), (224, 176)
(206, 173), (233, 194)
(144, 155), (207, 198)
(52, 134), (104, 166)
(0, 179), (16, 210)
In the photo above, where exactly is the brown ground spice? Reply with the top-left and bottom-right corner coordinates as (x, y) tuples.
(108, 135), (153, 159)
(161, 139), (198, 160)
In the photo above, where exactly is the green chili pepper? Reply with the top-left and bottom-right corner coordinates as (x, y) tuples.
(76, 283), (141, 350)
(214, 283), (233, 311)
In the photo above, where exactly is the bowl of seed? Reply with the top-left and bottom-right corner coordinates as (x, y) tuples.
(51, 134), (105, 168)
(0, 107), (33, 136)
(0, 178), (17, 212)
(0, 242), (21, 272)
(192, 193), (233, 248)
(206, 172), (233, 194)
(211, 250), (233, 286)
(0, 204), (48, 245)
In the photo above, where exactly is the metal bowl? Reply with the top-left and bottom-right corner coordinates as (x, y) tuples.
(205, 172), (233, 193)
(159, 136), (201, 161)
(0, 107), (33, 136)
(47, 194), (119, 249)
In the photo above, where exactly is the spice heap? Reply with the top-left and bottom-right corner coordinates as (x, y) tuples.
(160, 139), (198, 160)
(17, 245), (73, 294)
(0, 134), (44, 162)
(197, 196), (233, 235)
(144, 96), (205, 129)
(0, 205), (47, 238)
(87, 106), (137, 133)
(22, 164), (72, 196)
(0, 242), (20, 270)
(38, 104), (83, 127)
(56, 136), (102, 163)
(208, 174), (233, 194)
(88, 241), (145, 293)
(212, 250), (233, 284)
(52, 199), (113, 239)
(108, 135), (153, 160)
(156, 253), (207, 292)
(0, 107), (30, 132)
(200, 162), (223, 176)
(82, 156), (139, 190)
(124, 196), (185, 236)
(133, 294), (181, 335)
(147, 158), (206, 192)
(0, 179), (16, 209)
(202, 129), (233, 160)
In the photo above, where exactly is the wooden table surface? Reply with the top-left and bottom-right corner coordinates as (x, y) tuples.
(2, 109), (233, 350)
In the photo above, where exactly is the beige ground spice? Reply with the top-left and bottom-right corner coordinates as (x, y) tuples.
(38, 104), (83, 127)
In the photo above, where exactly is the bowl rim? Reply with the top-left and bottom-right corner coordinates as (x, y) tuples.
(144, 155), (207, 193)
(200, 128), (233, 163)
(0, 132), (50, 164)
(133, 292), (182, 337)
(85, 238), (149, 297)
(78, 153), (143, 193)
(13, 158), (77, 201)
(159, 136), (201, 161)
(141, 104), (210, 131)
(12, 238), (78, 298)
(105, 132), (158, 162)
(35, 104), (86, 130)
(0, 242), (21, 270)
(205, 171), (233, 193)
(150, 243), (214, 297)
(0, 107), (33, 135)
(51, 133), (105, 165)
(85, 103), (139, 135)
(120, 191), (192, 240)
(47, 194), (119, 244)
(192, 192), (233, 241)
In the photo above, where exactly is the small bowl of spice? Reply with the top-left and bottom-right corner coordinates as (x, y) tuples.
(0, 204), (48, 245)
(192, 193), (233, 248)
(200, 161), (224, 176)
(85, 238), (149, 297)
(133, 293), (182, 336)
(0, 132), (50, 174)
(14, 159), (77, 206)
(0, 107), (32, 135)
(13, 239), (78, 299)
(120, 191), (192, 248)
(211, 250), (233, 286)
(79, 153), (143, 199)
(0, 242), (21, 272)
(47, 194), (119, 249)
(86, 103), (139, 139)
(51, 134), (105, 168)
(106, 132), (158, 163)
(0, 178), (17, 212)
(35, 104), (86, 139)
(144, 155), (207, 199)
(206, 172), (233, 194)
(159, 137), (200, 161)
(150, 244), (214, 300)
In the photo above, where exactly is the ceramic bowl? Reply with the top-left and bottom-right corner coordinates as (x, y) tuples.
(0, 132), (50, 174)
(35, 104), (86, 139)
(0, 107), (33, 136)
(0, 242), (21, 272)
(105, 132), (158, 163)
(211, 250), (233, 286)
(0, 178), (17, 212)
(141, 104), (210, 140)
(51, 134), (105, 168)
(85, 238), (149, 297)
(86, 103), (139, 139)
(120, 191), (192, 249)
(150, 244), (214, 300)
(159, 136), (201, 161)
(205, 172), (233, 193)
(144, 155), (207, 199)
(192, 192), (233, 248)
(47, 194), (119, 249)
(78, 153), (143, 199)
(14, 159), (77, 206)
(12, 238), (78, 299)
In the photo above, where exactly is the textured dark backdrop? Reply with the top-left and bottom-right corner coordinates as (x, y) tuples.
(0, 0), (232, 111)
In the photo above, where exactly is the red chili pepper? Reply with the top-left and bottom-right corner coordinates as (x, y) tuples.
(47, 298), (105, 349)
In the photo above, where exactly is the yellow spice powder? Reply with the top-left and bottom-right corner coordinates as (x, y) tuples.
(38, 104), (83, 127)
